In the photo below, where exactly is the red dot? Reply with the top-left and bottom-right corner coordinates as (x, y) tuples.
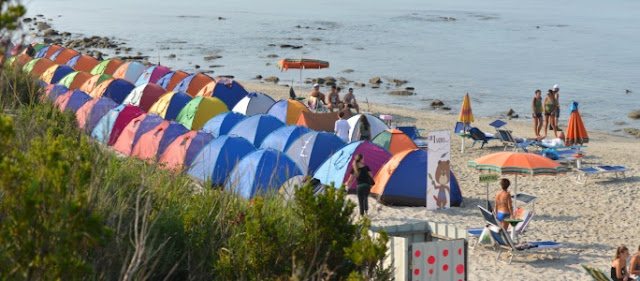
(459, 279), (463, 281)
(415, 250), (421, 257)
(427, 256), (436, 264)
(458, 248), (462, 255)
(456, 264), (464, 274)
(414, 269), (420, 275)
(443, 264), (449, 271)
(429, 269), (434, 275)
(443, 249), (449, 257)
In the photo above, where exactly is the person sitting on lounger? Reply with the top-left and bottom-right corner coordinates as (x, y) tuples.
(494, 178), (513, 230)
(612, 246), (635, 281)
(309, 83), (327, 105)
(327, 85), (343, 112)
(343, 88), (360, 114)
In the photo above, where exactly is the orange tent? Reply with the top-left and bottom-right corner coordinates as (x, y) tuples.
(79, 74), (112, 93)
(182, 73), (215, 97)
(158, 131), (213, 173)
(112, 113), (148, 155)
(165, 71), (190, 92)
(372, 129), (418, 155)
(296, 110), (350, 132)
(65, 72), (94, 90)
(29, 58), (57, 77)
(71, 55), (99, 72)
(44, 45), (64, 59)
(131, 121), (171, 162)
(195, 81), (215, 97)
(52, 48), (80, 64)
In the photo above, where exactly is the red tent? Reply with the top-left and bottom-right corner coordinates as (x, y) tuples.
(107, 104), (144, 146)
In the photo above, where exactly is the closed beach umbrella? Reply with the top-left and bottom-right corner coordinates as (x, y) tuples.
(457, 92), (474, 153)
(467, 151), (568, 209)
(565, 101), (589, 146)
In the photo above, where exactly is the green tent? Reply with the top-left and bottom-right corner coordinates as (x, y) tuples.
(22, 58), (41, 73)
(90, 60), (111, 75)
(32, 43), (47, 53)
(58, 71), (82, 87)
(176, 97), (229, 130)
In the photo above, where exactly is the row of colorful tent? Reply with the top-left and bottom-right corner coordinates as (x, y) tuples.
(5, 43), (464, 206)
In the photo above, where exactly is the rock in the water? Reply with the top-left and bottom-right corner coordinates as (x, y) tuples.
(388, 90), (414, 96)
(62, 32), (71, 37)
(342, 69), (354, 73)
(218, 17), (226, 20)
(195, 65), (200, 69)
(255, 75), (263, 79)
(323, 76), (336, 83)
(209, 65), (223, 68)
(23, 18), (32, 23)
(310, 37), (321, 41)
(267, 54), (278, 58)
(628, 110), (640, 119)
(325, 81), (335, 86)
(43, 38), (53, 44)
(369, 77), (382, 84)
(506, 109), (516, 116)
(168, 54), (176, 58)
(36, 22), (51, 31)
(387, 78), (408, 86)
(263, 76), (279, 83)
(355, 82), (366, 87)
(405, 87), (415, 91)
(440, 106), (452, 111)
(312, 78), (326, 84)
(204, 55), (222, 61)
(268, 43), (276, 47)
(371, 85), (380, 89)
(623, 128), (640, 137)
(614, 121), (627, 126)
(431, 99), (445, 107)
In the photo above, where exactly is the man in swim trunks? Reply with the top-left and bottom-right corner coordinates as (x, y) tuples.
(343, 88), (360, 114)
(552, 84), (560, 131)
(494, 178), (513, 230)
(327, 85), (343, 112)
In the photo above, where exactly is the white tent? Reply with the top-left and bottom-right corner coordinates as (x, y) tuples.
(122, 83), (148, 106)
(347, 114), (389, 142)
(232, 92), (276, 116)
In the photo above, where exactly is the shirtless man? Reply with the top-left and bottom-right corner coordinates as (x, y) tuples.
(343, 88), (360, 114)
(327, 85), (343, 112)
(309, 83), (327, 106)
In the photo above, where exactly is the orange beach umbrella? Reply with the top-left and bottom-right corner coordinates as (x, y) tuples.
(565, 101), (588, 146)
(468, 151), (568, 209)
(276, 58), (329, 90)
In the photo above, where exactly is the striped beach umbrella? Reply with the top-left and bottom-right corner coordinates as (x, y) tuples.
(565, 101), (589, 146)
(468, 151), (567, 209)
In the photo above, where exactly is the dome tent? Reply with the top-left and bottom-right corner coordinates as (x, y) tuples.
(285, 131), (346, 175)
(187, 135), (256, 186)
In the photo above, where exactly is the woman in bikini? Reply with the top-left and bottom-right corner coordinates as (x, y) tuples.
(612, 246), (635, 281)
(494, 178), (513, 230)
(531, 89), (543, 137)
(543, 89), (558, 138)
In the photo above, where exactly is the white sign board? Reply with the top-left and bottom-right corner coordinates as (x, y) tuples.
(427, 130), (451, 210)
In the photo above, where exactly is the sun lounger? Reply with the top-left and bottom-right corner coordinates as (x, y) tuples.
(575, 165), (631, 185)
(581, 264), (612, 281)
(488, 225), (564, 264)
(496, 129), (534, 152)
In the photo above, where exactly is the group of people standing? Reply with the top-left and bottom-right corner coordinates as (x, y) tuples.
(531, 84), (561, 138)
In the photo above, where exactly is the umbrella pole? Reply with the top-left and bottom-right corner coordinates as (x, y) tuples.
(486, 182), (490, 210)
(513, 175), (518, 211)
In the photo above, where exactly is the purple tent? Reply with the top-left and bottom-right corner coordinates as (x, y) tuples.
(85, 98), (119, 134)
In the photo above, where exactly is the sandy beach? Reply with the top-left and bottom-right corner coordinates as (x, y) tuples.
(243, 80), (640, 280)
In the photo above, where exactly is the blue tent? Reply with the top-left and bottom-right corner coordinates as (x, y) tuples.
(134, 65), (170, 86)
(224, 149), (302, 199)
(91, 104), (125, 143)
(211, 78), (248, 109)
(227, 114), (285, 147)
(285, 131), (346, 175)
(50, 65), (74, 84)
(201, 112), (246, 137)
(155, 71), (177, 89)
(85, 98), (119, 134)
(184, 131), (215, 168)
(156, 122), (190, 159)
(371, 149), (463, 207)
(47, 84), (70, 101)
(188, 135), (256, 186)
(99, 79), (135, 104)
(313, 141), (391, 192)
(259, 125), (311, 152)
(65, 90), (92, 112)
(164, 92), (192, 121)
(131, 114), (165, 149)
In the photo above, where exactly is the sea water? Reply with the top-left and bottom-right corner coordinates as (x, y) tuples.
(24, 0), (640, 134)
